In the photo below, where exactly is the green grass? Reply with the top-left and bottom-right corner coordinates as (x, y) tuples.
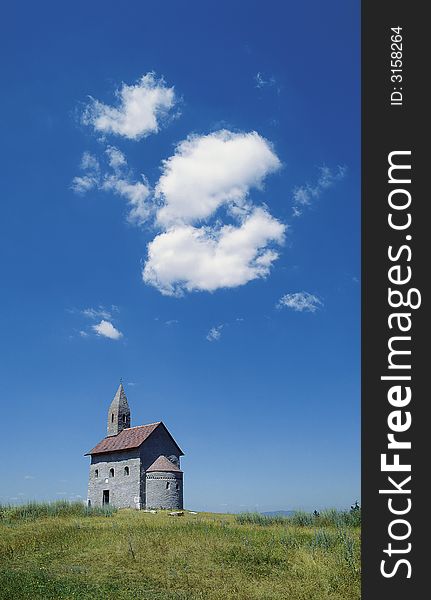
(235, 508), (362, 528)
(0, 500), (117, 522)
(0, 502), (360, 600)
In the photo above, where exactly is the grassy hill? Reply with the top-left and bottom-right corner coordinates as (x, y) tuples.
(0, 502), (360, 600)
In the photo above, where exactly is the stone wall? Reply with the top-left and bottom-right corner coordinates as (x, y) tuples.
(139, 424), (182, 471)
(145, 471), (183, 510)
(87, 449), (142, 509)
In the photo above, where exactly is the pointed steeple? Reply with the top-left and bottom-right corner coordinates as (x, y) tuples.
(107, 382), (131, 436)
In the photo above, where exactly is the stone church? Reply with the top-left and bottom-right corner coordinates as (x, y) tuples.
(86, 383), (184, 510)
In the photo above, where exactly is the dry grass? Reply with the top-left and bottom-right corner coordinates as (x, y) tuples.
(0, 505), (360, 599)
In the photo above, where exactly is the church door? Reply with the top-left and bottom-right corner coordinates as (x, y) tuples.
(102, 490), (109, 505)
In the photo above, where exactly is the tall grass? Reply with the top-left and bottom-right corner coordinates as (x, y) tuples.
(235, 507), (361, 528)
(0, 500), (116, 522)
(0, 506), (360, 599)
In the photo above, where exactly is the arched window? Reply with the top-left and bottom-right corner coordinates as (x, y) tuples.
(175, 483), (179, 490)
(166, 482), (170, 489)
(109, 468), (114, 478)
(111, 413), (114, 423)
(124, 466), (129, 476)
(94, 469), (99, 478)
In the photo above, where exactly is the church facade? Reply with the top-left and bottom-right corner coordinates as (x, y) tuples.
(86, 384), (184, 510)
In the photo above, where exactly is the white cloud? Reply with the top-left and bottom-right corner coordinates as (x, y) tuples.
(24, 475), (35, 480)
(141, 130), (285, 295)
(254, 72), (277, 89)
(71, 174), (98, 194)
(277, 292), (323, 313)
(206, 325), (223, 342)
(71, 152), (101, 193)
(81, 151), (101, 172)
(92, 320), (123, 340)
(292, 165), (347, 217)
(82, 72), (177, 140)
(102, 175), (151, 224)
(105, 145), (127, 169)
(81, 306), (113, 320)
(143, 207), (285, 296)
(73, 123), (285, 296)
(71, 148), (152, 225)
(155, 130), (281, 227)
(74, 306), (122, 339)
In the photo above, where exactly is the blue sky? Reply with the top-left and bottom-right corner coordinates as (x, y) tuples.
(0, 0), (360, 512)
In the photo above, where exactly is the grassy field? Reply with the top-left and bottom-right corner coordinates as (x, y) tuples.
(0, 502), (360, 600)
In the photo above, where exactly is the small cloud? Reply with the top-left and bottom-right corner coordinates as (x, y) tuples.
(24, 475), (35, 480)
(206, 325), (223, 342)
(81, 72), (177, 140)
(72, 148), (152, 226)
(277, 292), (323, 313)
(165, 319), (179, 326)
(71, 174), (99, 194)
(254, 72), (277, 89)
(92, 320), (123, 340)
(81, 306), (113, 320)
(292, 165), (347, 217)
(105, 145), (127, 169)
(72, 306), (123, 340)
(81, 151), (100, 172)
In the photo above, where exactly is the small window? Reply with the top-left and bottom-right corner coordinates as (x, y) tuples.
(123, 414), (127, 424)
(176, 483), (179, 490)
(166, 482), (170, 489)
(124, 466), (130, 476)
(95, 469), (99, 478)
(109, 468), (115, 478)
(111, 413), (114, 423)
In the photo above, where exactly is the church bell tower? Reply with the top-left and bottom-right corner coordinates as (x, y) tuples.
(107, 382), (131, 436)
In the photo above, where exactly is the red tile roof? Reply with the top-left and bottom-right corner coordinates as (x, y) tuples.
(147, 455), (182, 473)
(86, 422), (161, 455)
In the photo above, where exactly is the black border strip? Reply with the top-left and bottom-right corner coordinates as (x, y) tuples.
(362, 1), (427, 596)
